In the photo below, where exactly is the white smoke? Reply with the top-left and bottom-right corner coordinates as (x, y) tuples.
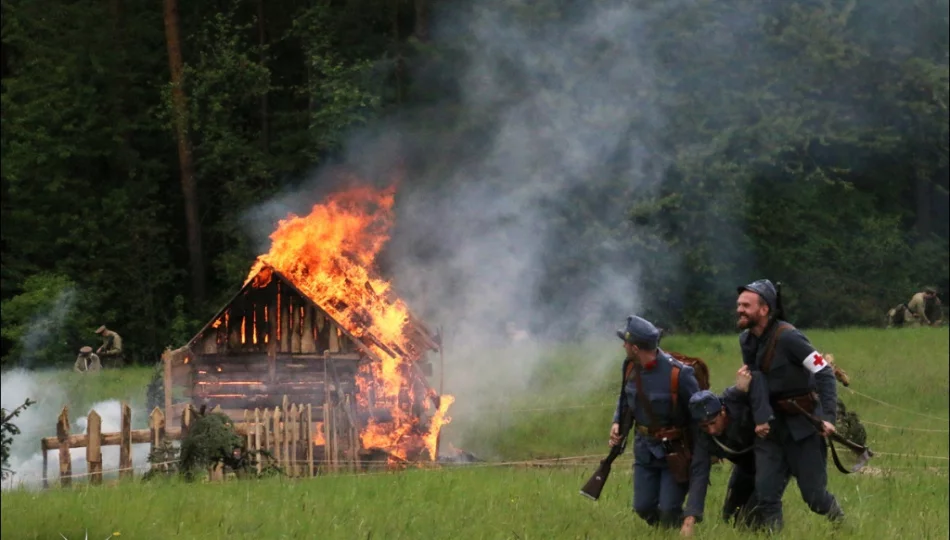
(1, 370), (151, 491)
(17, 285), (77, 370)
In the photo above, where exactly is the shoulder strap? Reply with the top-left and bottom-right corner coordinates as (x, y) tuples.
(761, 322), (793, 373)
(671, 365), (681, 412)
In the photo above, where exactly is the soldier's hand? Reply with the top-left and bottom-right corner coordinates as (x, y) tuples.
(736, 365), (752, 392)
(820, 421), (837, 438)
(609, 423), (622, 447)
(755, 422), (770, 438)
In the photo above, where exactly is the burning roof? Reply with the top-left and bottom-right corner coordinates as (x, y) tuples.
(187, 184), (454, 462)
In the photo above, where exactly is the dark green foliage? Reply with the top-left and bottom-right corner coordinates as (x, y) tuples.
(1, 398), (36, 480)
(835, 398), (867, 448)
(0, 0), (947, 350)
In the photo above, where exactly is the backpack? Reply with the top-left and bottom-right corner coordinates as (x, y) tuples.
(666, 351), (711, 390)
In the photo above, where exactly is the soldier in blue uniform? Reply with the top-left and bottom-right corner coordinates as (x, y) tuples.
(608, 316), (702, 529)
(735, 279), (844, 532)
(681, 368), (790, 536)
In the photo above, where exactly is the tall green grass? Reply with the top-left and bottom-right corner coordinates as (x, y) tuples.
(2, 328), (947, 539)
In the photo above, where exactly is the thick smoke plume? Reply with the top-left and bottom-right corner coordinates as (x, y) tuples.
(241, 0), (692, 444)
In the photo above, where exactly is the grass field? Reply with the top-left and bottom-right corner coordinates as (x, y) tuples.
(2, 327), (948, 539)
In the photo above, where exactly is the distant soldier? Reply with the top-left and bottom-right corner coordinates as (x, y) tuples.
(609, 316), (702, 529)
(887, 287), (943, 328)
(907, 287), (943, 327)
(95, 325), (124, 367)
(73, 346), (102, 373)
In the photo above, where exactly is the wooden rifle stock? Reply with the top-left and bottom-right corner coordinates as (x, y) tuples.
(580, 402), (633, 501)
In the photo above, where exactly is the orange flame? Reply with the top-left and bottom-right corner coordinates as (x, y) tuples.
(248, 184), (453, 461)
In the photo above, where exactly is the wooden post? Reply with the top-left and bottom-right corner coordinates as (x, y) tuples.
(282, 396), (290, 475)
(42, 439), (48, 489)
(119, 403), (132, 479)
(163, 350), (173, 423)
(57, 407), (71, 487)
(262, 409), (272, 470)
(322, 403), (331, 473)
(273, 406), (282, 471)
(86, 410), (103, 485)
(149, 407), (166, 473)
(288, 404), (298, 477)
(254, 408), (262, 475)
(306, 404), (314, 477)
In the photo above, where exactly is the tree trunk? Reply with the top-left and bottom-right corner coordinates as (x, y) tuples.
(915, 161), (933, 237)
(257, 0), (269, 152)
(414, 0), (429, 42)
(162, 0), (206, 306)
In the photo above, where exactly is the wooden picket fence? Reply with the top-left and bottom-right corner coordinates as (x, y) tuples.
(39, 396), (362, 487)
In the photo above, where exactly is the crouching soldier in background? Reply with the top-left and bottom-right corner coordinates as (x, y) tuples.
(74, 346), (102, 373)
(608, 316), (702, 529)
(887, 287), (943, 328)
(95, 325), (125, 367)
(681, 366), (789, 536)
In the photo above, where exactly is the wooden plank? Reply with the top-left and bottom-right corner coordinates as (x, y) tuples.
(268, 283), (278, 384)
(306, 404), (314, 477)
(280, 286), (291, 354)
(86, 410), (102, 485)
(288, 404), (298, 477)
(323, 403), (331, 472)
(243, 295), (255, 351)
(57, 407), (71, 487)
(199, 331), (218, 355)
(273, 406), (282, 472)
(255, 291), (268, 351)
(119, 403), (132, 479)
(228, 294), (245, 350)
(216, 314), (229, 354)
(328, 321), (340, 353)
(262, 409), (272, 469)
(301, 306), (316, 353)
(149, 408), (166, 473)
(254, 408), (262, 475)
(292, 301), (302, 354)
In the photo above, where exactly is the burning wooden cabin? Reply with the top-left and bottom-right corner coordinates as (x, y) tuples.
(162, 261), (451, 465)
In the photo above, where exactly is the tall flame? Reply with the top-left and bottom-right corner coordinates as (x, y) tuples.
(248, 184), (452, 461)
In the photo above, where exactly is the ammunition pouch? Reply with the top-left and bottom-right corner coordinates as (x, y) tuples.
(664, 436), (692, 485)
(634, 425), (691, 483)
(773, 392), (818, 416)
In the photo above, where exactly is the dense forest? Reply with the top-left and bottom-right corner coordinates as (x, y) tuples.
(2, 0), (948, 368)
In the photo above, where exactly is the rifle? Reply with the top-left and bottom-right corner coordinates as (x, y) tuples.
(788, 400), (874, 474)
(580, 359), (634, 501)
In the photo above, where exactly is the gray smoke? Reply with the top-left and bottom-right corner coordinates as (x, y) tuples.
(18, 286), (77, 370)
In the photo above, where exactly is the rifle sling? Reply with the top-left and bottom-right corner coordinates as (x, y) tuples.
(761, 322), (793, 373)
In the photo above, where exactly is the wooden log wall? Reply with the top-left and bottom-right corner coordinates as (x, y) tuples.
(190, 354), (363, 422)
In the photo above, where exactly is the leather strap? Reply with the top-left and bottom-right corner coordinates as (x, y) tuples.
(761, 322), (793, 373)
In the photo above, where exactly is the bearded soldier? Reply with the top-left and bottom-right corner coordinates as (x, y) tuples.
(735, 279), (844, 532)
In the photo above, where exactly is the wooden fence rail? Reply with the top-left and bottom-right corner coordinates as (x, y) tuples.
(39, 395), (362, 487)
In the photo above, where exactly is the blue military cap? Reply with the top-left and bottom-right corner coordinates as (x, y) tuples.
(688, 390), (723, 423)
(737, 279), (777, 312)
(616, 315), (661, 349)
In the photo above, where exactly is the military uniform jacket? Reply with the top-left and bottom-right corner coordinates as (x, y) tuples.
(684, 385), (756, 520)
(740, 320), (837, 441)
(612, 350), (701, 462)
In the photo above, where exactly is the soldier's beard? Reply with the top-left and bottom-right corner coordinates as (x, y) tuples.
(736, 314), (753, 330)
